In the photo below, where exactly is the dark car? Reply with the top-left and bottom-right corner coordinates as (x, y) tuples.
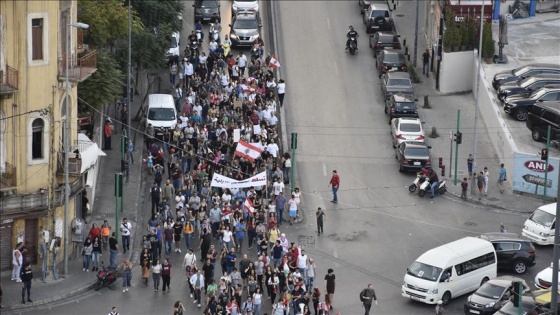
(496, 296), (546, 315)
(376, 49), (407, 77)
(492, 63), (560, 90)
(497, 75), (560, 102)
(193, 0), (220, 23)
(359, 0), (391, 14)
(385, 94), (419, 123)
(396, 142), (431, 172)
(479, 233), (536, 274)
(382, 72), (414, 100)
(369, 31), (401, 57)
(503, 87), (560, 121)
(363, 4), (394, 33)
(526, 102), (560, 141)
(229, 11), (262, 48)
(464, 277), (530, 315)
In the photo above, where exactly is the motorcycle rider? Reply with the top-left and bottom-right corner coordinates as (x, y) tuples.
(195, 20), (204, 43)
(188, 31), (198, 45)
(346, 26), (359, 50)
(428, 168), (439, 199)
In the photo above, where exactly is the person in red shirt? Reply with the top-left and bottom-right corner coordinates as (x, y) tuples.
(103, 120), (112, 150)
(88, 223), (102, 241)
(328, 170), (340, 203)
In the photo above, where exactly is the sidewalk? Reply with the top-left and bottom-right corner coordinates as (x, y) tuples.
(1, 82), (149, 313)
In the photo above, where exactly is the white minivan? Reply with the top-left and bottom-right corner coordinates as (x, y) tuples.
(146, 94), (177, 137)
(522, 202), (556, 245)
(402, 237), (497, 305)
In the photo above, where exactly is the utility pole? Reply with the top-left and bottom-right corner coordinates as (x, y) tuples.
(413, 0), (419, 67)
(471, 0), (484, 196)
(552, 181), (560, 314)
(291, 132), (297, 194)
(542, 126), (551, 203)
(454, 110), (461, 185)
(127, 0), (132, 140)
(115, 173), (123, 239)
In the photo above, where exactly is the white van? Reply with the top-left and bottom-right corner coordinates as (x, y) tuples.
(522, 202), (556, 245)
(146, 94), (177, 137)
(402, 237), (497, 305)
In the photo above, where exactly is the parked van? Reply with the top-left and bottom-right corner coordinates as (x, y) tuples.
(522, 202), (556, 245)
(402, 237), (497, 305)
(146, 94), (177, 138)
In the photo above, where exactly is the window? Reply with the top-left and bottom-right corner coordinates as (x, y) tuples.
(541, 92), (560, 102)
(454, 252), (496, 276)
(31, 18), (44, 60)
(31, 118), (44, 159)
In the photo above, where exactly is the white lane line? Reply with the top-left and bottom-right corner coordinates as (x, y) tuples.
(323, 163), (327, 176)
(334, 62), (339, 76)
(327, 17), (331, 30)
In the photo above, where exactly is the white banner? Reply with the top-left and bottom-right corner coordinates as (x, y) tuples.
(211, 171), (267, 188)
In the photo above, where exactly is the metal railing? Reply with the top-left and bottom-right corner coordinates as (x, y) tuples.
(0, 65), (19, 90)
(59, 49), (98, 81)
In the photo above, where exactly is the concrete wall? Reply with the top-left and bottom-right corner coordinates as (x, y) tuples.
(440, 50), (475, 94)
(471, 55), (518, 186)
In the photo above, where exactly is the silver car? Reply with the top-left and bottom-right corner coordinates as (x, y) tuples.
(229, 12), (262, 48)
(391, 117), (425, 147)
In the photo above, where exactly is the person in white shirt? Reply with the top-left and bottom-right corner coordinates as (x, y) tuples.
(120, 218), (132, 253)
(297, 250), (308, 282)
(307, 258), (316, 291)
(199, 52), (208, 68)
(272, 177), (284, 199)
(237, 52), (248, 76)
(179, 113), (188, 129)
(277, 79), (285, 107)
(267, 141), (279, 158)
(184, 60), (194, 89)
(189, 269), (205, 307)
(221, 72), (229, 88)
(209, 38), (218, 52)
(269, 112), (278, 127)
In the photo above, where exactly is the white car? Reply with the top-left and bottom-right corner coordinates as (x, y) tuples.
(535, 261), (560, 290)
(232, 0), (259, 14)
(390, 117), (425, 147)
(167, 32), (180, 58)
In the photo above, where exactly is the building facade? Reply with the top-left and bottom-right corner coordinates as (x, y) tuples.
(0, 0), (97, 270)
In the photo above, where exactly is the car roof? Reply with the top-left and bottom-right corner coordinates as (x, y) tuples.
(235, 11), (258, 19)
(537, 202), (557, 215)
(403, 142), (428, 149)
(377, 31), (397, 36)
(479, 233), (531, 243)
(397, 117), (421, 123)
(485, 277), (524, 288)
(523, 63), (560, 70)
(416, 237), (492, 267)
(368, 3), (390, 10)
(387, 72), (411, 79)
(393, 94), (415, 102)
(383, 49), (403, 55)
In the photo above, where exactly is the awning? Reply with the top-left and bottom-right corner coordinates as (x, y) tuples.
(77, 133), (106, 174)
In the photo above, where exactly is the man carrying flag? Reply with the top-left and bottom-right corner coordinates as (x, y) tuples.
(235, 140), (263, 162)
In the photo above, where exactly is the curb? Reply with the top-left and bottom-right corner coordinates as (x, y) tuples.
(5, 283), (94, 312)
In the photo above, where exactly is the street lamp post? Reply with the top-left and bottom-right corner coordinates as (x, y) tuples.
(64, 21), (89, 276)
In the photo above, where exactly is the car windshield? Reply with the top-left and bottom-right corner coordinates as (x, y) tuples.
(400, 123), (421, 132)
(407, 262), (442, 282)
(384, 53), (405, 63)
(388, 78), (411, 87)
(513, 66), (530, 76)
(170, 37), (178, 48)
(395, 102), (417, 110)
(519, 77), (538, 88)
(475, 283), (506, 299)
(148, 108), (176, 121)
(405, 147), (429, 157)
(234, 18), (258, 29)
(529, 209), (555, 227)
(371, 10), (390, 18)
(379, 35), (396, 43)
(197, 0), (219, 8)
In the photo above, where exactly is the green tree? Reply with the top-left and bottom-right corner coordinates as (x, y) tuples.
(481, 22), (495, 58)
(131, 0), (183, 32)
(78, 51), (123, 110)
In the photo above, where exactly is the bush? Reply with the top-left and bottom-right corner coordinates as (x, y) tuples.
(481, 22), (495, 58)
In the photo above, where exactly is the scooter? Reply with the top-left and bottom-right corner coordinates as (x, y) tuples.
(408, 173), (426, 193)
(209, 23), (219, 42)
(418, 180), (447, 197)
(189, 40), (199, 58)
(94, 262), (118, 291)
(348, 37), (357, 55)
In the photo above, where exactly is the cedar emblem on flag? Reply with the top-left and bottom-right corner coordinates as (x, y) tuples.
(235, 140), (263, 162)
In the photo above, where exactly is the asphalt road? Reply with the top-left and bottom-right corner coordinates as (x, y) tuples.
(10, 1), (555, 315)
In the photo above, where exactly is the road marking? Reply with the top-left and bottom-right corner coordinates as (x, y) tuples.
(323, 163), (327, 176)
(334, 62), (339, 76)
(333, 247), (338, 258)
(327, 17), (331, 30)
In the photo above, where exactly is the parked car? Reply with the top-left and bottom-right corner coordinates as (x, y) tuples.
(166, 32), (180, 58)
(526, 102), (560, 141)
(232, 0), (259, 14)
(497, 75), (560, 101)
(390, 117), (424, 147)
(533, 289), (560, 312)
(492, 63), (560, 90)
(193, 0), (221, 23)
(369, 31), (401, 57)
(503, 86), (560, 121)
(495, 296), (546, 315)
(363, 3), (394, 33)
(359, 0), (390, 14)
(395, 142), (431, 172)
(478, 233), (536, 274)
(464, 276), (530, 315)
(229, 11), (262, 48)
(382, 72), (414, 100)
(385, 94), (419, 124)
(535, 261), (560, 290)
(376, 49), (407, 77)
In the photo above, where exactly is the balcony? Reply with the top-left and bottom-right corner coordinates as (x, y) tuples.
(58, 49), (98, 83)
(57, 150), (82, 176)
(0, 162), (17, 191)
(0, 65), (19, 97)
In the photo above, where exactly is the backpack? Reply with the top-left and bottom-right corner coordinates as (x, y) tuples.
(359, 288), (367, 302)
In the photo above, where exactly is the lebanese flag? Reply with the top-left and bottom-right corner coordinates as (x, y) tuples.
(235, 140), (263, 162)
(244, 197), (255, 215)
(269, 55), (282, 68)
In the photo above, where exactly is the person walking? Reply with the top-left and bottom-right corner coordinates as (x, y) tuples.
(476, 171), (485, 200)
(497, 163), (507, 193)
(422, 49), (430, 77)
(103, 119), (112, 150)
(120, 218), (131, 253)
(360, 283), (378, 315)
(483, 167), (489, 195)
(173, 301), (185, 315)
(127, 139), (134, 164)
(277, 79), (286, 107)
(190, 269), (205, 308)
(324, 268), (335, 310)
(101, 220), (111, 249)
(328, 170), (340, 203)
(109, 232), (118, 266)
(467, 154), (474, 179)
(152, 258), (162, 292)
(91, 236), (102, 271)
(435, 299), (445, 315)
(12, 242), (23, 282)
(108, 306), (120, 315)
(122, 259), (132, 293)
(316, 207), (325, 236)
(20, 262), (33, 304)
(82, 237), (93, 272)
(460, 177), (468, 200)
(161, 258), (172, 293)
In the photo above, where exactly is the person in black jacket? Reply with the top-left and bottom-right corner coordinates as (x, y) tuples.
(20, 263), (33, 304)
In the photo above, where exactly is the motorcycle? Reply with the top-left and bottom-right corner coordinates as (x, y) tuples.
(251, 46), (261, 62)
(94, 262), (118, 291)
(189, 40), (199, 58)
(418, 180), (447, 197)
(348, 37), (357, 55)
(408, 173), (426, 193)
(209, 23), (219, 42)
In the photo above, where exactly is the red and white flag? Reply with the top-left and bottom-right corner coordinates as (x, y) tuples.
(234, 140), (263, 162)
(244, 197), (255, 215)
(269, 55), (282, 68)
